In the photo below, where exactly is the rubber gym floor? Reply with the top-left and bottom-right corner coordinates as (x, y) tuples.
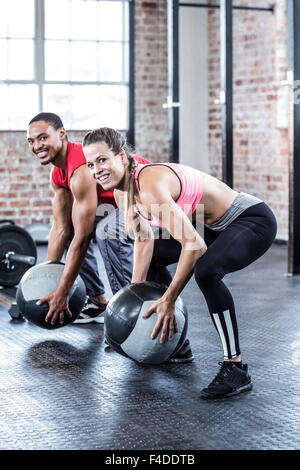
(0, 242), (299, 451)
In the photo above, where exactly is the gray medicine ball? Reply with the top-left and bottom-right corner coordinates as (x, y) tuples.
(104, 282), (188, 364)
(16, 261), (86, 329)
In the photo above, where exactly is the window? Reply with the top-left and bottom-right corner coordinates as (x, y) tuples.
(0, 0), (131, 131)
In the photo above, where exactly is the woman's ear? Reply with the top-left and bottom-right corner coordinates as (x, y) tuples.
(120, 148), (128, 163)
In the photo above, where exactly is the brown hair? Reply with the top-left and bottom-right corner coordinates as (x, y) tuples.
(83, 127), (137, 232)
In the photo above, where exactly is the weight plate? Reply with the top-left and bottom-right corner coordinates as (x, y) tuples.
(25, 222), (51, 244)
(0, 220), (15, 226)
(0, 225), (37, 287)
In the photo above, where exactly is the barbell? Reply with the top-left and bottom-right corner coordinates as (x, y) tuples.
(0, 220), (37, 287)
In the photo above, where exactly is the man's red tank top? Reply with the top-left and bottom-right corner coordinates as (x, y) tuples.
(51, 141), (150, 206)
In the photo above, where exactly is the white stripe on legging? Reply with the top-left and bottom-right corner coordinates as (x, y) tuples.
(224, 309), (237, 358)
(213, 310), (236, 359)
(213, 313), (228, 358)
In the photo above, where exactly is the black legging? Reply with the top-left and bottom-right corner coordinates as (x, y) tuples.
(147, 202), (277, 359)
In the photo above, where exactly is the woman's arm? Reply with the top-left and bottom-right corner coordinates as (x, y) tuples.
(137, 167), (207, 342)
(114, 189), (154, 283)
(144, 199), (207, 343)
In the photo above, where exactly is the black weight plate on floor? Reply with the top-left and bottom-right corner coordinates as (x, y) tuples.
(0, 220), (15, 225)
(0, 225), (37, 287)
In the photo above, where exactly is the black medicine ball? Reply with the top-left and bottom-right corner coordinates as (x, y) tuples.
(16, 261), (86, 329)
(105, 282), (188, 364)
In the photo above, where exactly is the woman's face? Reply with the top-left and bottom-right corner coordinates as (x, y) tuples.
(84, 141), (127, 190)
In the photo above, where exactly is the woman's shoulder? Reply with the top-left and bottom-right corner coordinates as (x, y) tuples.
(136, 163), (177, 185)
(136, 164), (181, 205)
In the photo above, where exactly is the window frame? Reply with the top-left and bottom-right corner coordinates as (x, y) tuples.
(0, 0), (134, 141)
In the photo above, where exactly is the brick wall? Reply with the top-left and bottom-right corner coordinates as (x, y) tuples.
(134, 0), (169, 162)
(0, 131), (85, 227)
(0, 0), (169, 228)
(0, 0), (290, 240)
(207, 0), (289, 239)
(0, 131), (52, 226)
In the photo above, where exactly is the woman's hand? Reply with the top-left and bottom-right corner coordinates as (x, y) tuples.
(36, 289), (73, 326)
(143, 296), (178, 343)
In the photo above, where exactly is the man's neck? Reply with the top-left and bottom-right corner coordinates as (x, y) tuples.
(52, 139), (69, 171)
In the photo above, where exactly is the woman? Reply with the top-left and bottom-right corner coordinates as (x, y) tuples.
(83, 127), (277, 399)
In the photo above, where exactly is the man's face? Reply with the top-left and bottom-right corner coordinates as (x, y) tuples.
(27, 120), (65, 166)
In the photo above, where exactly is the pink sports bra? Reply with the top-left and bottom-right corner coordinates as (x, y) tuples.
(134, 163), (204, 227)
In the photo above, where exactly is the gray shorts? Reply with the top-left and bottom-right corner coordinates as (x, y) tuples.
(77, 207), (134, 297)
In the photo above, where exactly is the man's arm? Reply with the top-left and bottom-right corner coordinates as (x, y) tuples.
(59, 165), (98, 294)
(39, 165), (98, 325)
(132, 230), (154, 283)
(47, 179), (73, 262)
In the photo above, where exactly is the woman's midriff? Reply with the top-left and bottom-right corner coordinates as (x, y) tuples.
(196, 173), (239, 225)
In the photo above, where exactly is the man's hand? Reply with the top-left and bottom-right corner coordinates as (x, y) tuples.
(143, 296), (178, 343)
(37, 289), (73, 326)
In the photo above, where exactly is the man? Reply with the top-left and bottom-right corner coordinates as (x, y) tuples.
(27, 112), (149, 325)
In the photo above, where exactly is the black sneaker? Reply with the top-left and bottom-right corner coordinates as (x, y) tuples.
(74, 298), (107, 324)
(200, 361), (253, 399)
(167, 339), (194, 364)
